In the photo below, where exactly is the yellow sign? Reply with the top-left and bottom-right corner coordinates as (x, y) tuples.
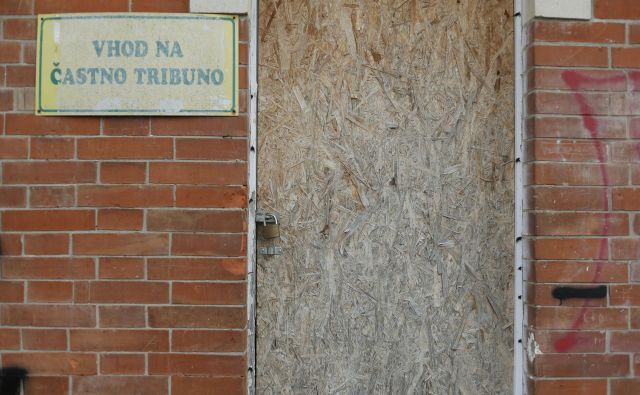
(36, 13), (238, 116)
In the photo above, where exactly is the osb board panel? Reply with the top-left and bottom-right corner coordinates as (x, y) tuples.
(257, 1), (515, 393)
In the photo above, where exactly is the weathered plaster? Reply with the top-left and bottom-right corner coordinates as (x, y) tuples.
(190, 0), (250, 14)
(523, 0), (592, 22)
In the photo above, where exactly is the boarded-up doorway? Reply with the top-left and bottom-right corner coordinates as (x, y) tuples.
(256, 1), (515, 393)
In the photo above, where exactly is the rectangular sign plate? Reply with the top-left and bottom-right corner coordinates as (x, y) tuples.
(36, 13), (238, 116)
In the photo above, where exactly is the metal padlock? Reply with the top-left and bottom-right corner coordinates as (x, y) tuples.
(256, 212), (280, 240)
(261, 222), (280, 239)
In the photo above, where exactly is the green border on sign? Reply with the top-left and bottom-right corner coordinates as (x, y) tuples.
(37, 14), (238, 115)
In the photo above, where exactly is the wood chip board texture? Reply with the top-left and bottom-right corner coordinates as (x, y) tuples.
(256, 1), (515, 393)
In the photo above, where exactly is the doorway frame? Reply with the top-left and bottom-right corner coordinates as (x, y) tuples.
(246, 0), (259, 394)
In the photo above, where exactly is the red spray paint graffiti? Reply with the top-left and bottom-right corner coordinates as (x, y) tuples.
(552, 70), (640, 352)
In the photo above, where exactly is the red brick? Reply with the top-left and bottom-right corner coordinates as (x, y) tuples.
(173, 330), (245, 353)
(631, 117), (640, 137)
(35, 0), (129, 12)
(528, 283), (605, 307)
(172, 234), (246, 256)
(176, 138), (246, 160)
(611, 331), (640, 351)
(99, 258), (144, 279)
(151, 116), (248, 137)
(0, 187), (26, 208)
(27, 280), (72, 302)
(530, 45), (609, 68)
(22, 328), (67, 350)
(633, 263), (640, 282)
(532, 379), (607, 394)
(98, 209), (144, 230)
(73, 281), (89, 303)
(610, 92), (640, 115)
(29, 186), (75, 208)
(0, 137), (27, 158)
(530, 330), (605, 353)
(147, 210), (246, 232)
(613, 48), (640, 68)
(2, 352), (96, 375)
(529, 187), (606, 211)
(595, 0), (640, 19)
(78, 137), (172, 159)
(612, 239), (640, 259)
(77, 185), (173, 207)
(150, 162), (247, 185)
(100, 162), (147, 184)
(24, 233), (69, 255)
(131, 0), (188, 11)
(148, 306), (245, 328)
(22, 41), (36, 64)
(30, 137), (74, 159)
(532, 21), (625, 43)
(71, 329), (169, 351)
(0, 304), (95, 327)
(531, 213), (629, 236)
(611, 141), (640, 162)
(74, 233), (169, 256)
(6, 65), (35, 86)
(172, 377), (244, 395)
(0, 234), (23, 256)
(528, 116), (626, 139)
(612, 379), (640, 395)
(25, 377), (68, 395)
(634, 167), (640, 184)
(3, 161), (96, 184)
(614, 188), (640, 210)
(6, 114), (100, 135)
(529, 140), (604, 162)
(529, 163), (628, 186)
(148, 258), (245, 280)
(98, 306), (145, 328)
(103, 117), (150, 136)
(72, 376), (167, 395)
(533, 354), (629, 377)
(1, 257), (94, 279)
(2, 210), (94, 231)
(611, 285), (640, 305)
(3, 18), (37, 39)
(530, 238), (607, 260)
(0, 281), (24, 302)
(149, 353), (245, 376)
(173, 283), (246, 305)
(0, 0), (33, 14)
(529, 92), (611, 115)
(0, 42), (21, 63)
(0, 329), (20, 350)
(632, 309), (640, 328)
(239, 66), (248, 89)
(239, 18), (248, 41)
(100, 354), (145, 375)
(632, 25), (640, 44)
(529, 261), (629, 283)
(0, 90), (13, 111)
(176, 186), (248, 208)
(530, 307), (628, 330)
(87, 281), (168, 304)
(239, 43), (248, 65)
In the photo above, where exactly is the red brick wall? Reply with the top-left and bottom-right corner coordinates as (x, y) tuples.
(0, 1), (249, 394)
(526, 1), (640, 394)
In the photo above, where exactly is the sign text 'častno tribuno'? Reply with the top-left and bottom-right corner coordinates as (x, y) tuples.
(36, 14), (239, 116)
